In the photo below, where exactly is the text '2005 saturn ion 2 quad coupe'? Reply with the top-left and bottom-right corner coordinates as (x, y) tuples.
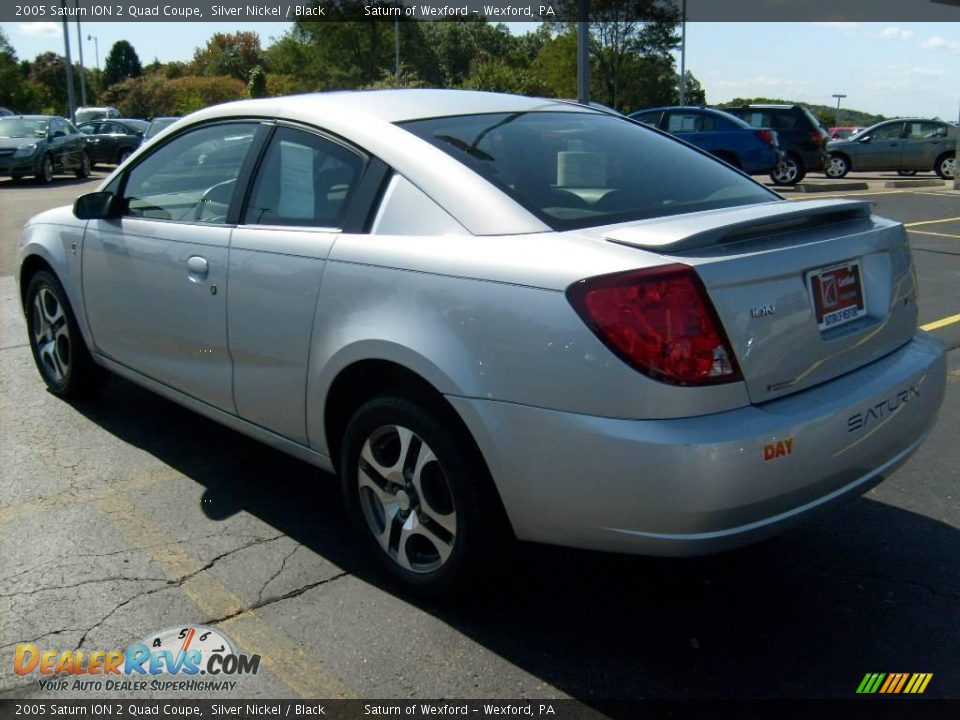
(17, 90), (946, 595)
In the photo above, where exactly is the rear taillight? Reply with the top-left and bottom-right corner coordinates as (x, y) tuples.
(566, 264), (742, 386)
(755, 129), (775, 146)
(810, 130), (825, 147)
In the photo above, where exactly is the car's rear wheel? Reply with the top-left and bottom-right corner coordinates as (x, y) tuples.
(825, 154), (850, 179)
(25, 270), (103, 397)
(770, 154), (805, 185)
(340, 394), (507, 596)
(935, 153), (955, 180)
(35, 154), (53, 184)
(75, 151), (91, 179)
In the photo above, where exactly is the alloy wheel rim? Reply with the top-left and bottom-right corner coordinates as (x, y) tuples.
(826, 157), (846, 178)
(942, 157), (956, 179)
(773, 159), (798, 183)
(357, 424), (457, 574)
(81, 154), (90, 175)
(32, 287), (70, 384)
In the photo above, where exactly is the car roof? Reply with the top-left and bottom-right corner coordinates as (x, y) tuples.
(628, 106), (752, 127)
(189, 89), (594, 125)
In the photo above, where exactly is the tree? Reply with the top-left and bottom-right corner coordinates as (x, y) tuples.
(193, 32), (264, 81)
(678, 70), (705, 105)
(247, 65), (267, 98)
(103, 40), (142, 87)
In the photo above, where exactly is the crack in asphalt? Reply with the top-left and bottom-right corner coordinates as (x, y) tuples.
(205, 570), (353, 627)
(0, 576), (169, 599)
(70, 533), (286, 651)
(257, 544), (300, 606)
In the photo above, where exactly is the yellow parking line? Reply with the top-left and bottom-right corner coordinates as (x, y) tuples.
(921, 314), (960, 332)
(96, 493), (356, 699)
(908, 229), (960, 240)
(904, 216), (960, 227)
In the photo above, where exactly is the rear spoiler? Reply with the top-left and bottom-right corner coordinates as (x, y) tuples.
(605, 199), (873, 253)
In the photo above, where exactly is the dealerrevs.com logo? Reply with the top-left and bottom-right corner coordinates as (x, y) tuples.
(14, 625), (260, 692)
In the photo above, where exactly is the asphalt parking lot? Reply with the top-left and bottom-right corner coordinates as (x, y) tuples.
(0, 170), (958, 705)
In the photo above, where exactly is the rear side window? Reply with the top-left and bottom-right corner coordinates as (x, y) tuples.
(667, 112), (714, 133)
(244, 126), (365, 228)
(401, 111), (776, 231)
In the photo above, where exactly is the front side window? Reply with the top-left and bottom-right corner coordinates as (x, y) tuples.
(244, 126), (365, 228)
(122, 123), (257, 223)
(401, 111), (776, 231)
(871, 123), (904, 140)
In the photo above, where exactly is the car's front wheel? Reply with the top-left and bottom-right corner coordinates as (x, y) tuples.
(75, 151), (91, 179)
(897, 170), (918, 176)
(770, 154), (805, 185)
(25, 270), (103, 397)
(35, 154), (53, 184)
(825, 154), (850, 179)
(935, 153), (955, 180)
(340, 394), (506, 596)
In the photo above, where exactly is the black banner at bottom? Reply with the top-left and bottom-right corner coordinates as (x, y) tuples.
(1, 699), (959, 720)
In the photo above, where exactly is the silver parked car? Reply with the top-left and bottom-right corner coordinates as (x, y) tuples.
(17, 91), (946, 594)
(826, 118), (957, 179)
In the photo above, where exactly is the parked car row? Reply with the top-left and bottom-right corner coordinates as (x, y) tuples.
(0, 112), (181, 183)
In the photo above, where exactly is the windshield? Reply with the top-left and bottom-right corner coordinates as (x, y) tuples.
(0, 117), (48, 138)
(146, 119), (178, 138)
(400, 112), (777, 230)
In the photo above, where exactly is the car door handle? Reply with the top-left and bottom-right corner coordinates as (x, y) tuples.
(187, 255), (209, 276)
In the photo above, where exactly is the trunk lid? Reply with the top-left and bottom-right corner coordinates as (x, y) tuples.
(603, 199), (918, 404)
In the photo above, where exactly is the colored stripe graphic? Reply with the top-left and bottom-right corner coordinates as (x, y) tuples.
(857, 672), (932, 694)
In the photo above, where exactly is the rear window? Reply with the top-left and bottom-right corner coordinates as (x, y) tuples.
(400, 112), (776, 231)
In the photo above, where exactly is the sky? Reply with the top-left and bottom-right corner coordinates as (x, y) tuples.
(2, 20), (958, 120)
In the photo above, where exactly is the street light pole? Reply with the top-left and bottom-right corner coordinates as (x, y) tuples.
(60, 2), (76, 122)
(75, 1), (87, 107)
(832, 93), (846, 128)
(679, 0), (687, 106)
(87, 34), (99, 71)
(576, 0), (590, 105)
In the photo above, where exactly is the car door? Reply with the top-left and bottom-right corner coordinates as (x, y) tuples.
(81, 121), (263, 411)
(901, 121), (948, 171)
(46, 118), (72, 170)
(854, 121), (904, 170)
(227, 123), (368, 442)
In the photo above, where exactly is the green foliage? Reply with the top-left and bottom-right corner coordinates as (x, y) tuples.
(247, 66), (267, 98)
(103, 40), (142, 87)
(717, 97), (886, 126)
(193, 32), (264, 81)
(102, 74), (246, 117)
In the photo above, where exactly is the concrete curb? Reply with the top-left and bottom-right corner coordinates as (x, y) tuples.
(776, 182), (870, 193)
(883, 179), (947, 189)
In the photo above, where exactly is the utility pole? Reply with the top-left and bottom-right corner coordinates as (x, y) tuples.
(394, 20), (400, 87)
(60, 2), (76, 122)
(75, 0), (87, 107)
(576, 0), (590, 105)
(679, 0), (687, 105)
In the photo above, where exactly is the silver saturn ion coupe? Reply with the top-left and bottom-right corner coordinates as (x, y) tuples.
(17, 90), (947, 594)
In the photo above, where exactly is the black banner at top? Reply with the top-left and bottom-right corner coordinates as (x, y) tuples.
(2, 0), (960, 23)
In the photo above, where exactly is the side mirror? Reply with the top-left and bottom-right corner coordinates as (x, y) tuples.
(50, 130), (66, 139)
(74, 191), (121, 220)
(858, 135), (872, 143)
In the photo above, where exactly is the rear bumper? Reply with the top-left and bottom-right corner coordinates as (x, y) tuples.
(449, 331), (946, 555)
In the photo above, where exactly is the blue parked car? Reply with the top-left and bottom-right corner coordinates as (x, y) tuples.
(629, 106), (782, 176)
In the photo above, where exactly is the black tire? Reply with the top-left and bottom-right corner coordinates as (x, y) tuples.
(118, 148), (132, 165)
(25, 270), (104, 398)
(340, 394), (510, 597)
(935, 153), (955, 180)
(769, 153), (805, 185)
(824, 153), (850, 179)
(75, 151), (91, 179)
(897, 170), (918, 177)
(35, 154), (53, 184)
